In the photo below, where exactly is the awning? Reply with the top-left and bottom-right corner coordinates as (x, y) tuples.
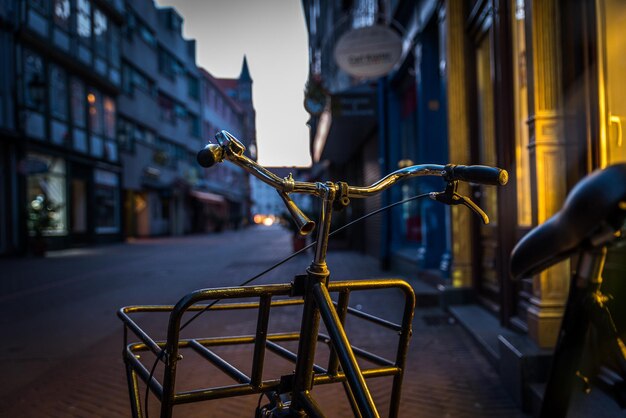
(190, 190), (226, 204)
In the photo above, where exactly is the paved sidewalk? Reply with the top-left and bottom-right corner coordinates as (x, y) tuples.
(1, 226), (526, 417)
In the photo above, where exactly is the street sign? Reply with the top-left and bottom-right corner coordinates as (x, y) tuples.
(334, 24), (403, 79)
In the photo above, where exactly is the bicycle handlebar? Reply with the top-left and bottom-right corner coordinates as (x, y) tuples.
(197, 131), (508, 199)
(443, 164), (508, 186)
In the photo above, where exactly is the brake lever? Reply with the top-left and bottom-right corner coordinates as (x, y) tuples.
(430, 181), (490, 225)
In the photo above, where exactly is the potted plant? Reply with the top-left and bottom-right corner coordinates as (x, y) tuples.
(27, 194), (61, 256)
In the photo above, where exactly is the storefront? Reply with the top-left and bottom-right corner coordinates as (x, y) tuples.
(23, 152), (121, 250)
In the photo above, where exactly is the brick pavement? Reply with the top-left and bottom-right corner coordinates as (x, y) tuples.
(0, 226), (526, 417)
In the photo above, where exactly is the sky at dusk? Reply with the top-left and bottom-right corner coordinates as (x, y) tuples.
(156, 0), (312, 167)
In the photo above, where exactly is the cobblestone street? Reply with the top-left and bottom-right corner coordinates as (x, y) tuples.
(1, 226), (526, 417)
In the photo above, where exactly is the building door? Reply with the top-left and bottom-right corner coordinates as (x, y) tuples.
(71, 179), (87, 235)
(510, 0), (533, 329)
(469, 5), (501, 313)
(595, 0), (626, 357)
(597, 0), (626, 167)
(69, 162), (91, 245)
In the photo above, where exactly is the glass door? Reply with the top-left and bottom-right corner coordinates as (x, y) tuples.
(597, 0), (626, 166)
(595, 0), (626, 373)
(474, 28), (500, 312)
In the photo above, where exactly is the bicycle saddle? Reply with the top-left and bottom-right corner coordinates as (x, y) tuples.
(510, 163), (626, 279)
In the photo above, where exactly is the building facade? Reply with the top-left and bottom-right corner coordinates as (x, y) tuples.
(118, 0), (203, 238)
(302, 0), (626, 411)
(3, 0), (126, 255)
(198, 59), (257, 231)
(0, 0), (257, 254)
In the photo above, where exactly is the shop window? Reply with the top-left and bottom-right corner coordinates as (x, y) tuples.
(26, 154), (67, 236)
(598, 0), (626, 165)
(94, 169), (120, 233)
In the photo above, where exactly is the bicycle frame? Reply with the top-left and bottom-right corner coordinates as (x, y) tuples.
(539, 246), (606, 417)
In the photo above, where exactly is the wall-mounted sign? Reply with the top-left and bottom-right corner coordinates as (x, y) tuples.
(334, 24), (403, 78)
(332, 93), (376, 117)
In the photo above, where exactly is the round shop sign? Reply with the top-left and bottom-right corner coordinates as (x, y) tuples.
(333, 24), (403, 78)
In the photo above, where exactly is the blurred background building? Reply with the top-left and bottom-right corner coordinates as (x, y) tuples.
(302, 0), (626, 412)
(0, 0), (257, 254)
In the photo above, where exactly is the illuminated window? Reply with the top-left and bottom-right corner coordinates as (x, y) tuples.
(94, 8), (108, 58)
(597, 0), (626, 165)
(88, 88), (103, 134)
(78, 0), (91, 39)
(103, 96), (115, 139)
(53, 0), (71, 30)
(26, 154), (67, 236)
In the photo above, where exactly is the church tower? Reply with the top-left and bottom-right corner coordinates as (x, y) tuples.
(237, 56), (256, 160)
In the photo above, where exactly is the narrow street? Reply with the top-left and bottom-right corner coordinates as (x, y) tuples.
(0, 226), (526, 417)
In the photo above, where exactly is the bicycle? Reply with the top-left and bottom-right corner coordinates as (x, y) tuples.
(510, 163), (626, 417)
(118, 130), (508, 418)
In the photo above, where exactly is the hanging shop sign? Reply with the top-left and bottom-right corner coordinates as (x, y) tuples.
(333, 24), (403, 78)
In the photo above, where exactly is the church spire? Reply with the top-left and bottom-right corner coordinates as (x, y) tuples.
(239, 55), (252, 83)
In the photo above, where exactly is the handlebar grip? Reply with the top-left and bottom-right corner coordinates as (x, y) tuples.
(445, 164), (508, 186)
(197, 143), (224, 168)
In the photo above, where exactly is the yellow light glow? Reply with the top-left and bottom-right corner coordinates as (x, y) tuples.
(253, 214), (263, 224)
(87, 93), (96, 104)
(262, 217), (273, 226)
